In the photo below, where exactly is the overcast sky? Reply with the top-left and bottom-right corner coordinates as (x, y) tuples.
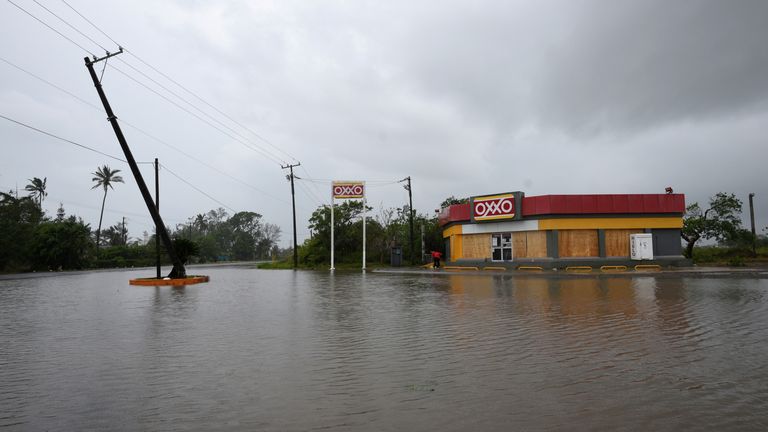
(2, 0), (767, 247)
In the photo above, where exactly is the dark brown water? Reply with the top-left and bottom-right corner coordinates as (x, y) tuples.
(1, 268), (767, 431)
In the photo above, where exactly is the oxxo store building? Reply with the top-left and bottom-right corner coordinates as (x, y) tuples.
(438, 192), (688, 268)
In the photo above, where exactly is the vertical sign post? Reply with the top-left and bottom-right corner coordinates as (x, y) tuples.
(331, 181), (366, 271)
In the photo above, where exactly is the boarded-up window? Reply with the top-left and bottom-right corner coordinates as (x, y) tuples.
(462, 234), (492, 260)
(605, 229), (643, 257)
(513, 231), (548, 258)
(558, 230), (599, 257)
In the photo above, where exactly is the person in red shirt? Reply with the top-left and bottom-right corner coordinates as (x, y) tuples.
(431, 250), (442, 269)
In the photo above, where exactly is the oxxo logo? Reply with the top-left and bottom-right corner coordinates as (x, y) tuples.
(473, 195), (515, 221)
(332, 183), (364, 198)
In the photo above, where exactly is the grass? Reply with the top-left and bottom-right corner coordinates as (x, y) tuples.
(692, 245), (768, 266)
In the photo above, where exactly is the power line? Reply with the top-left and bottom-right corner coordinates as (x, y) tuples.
(0, 55), (291, 206)
(159, 163), (236, 214)
(0, 113), (126, 163)
(5, 0), (94, 55)
(113, 57), (288, 166)
(60, 0), (120, 47)
(107, 63), (285, 165)
(58, 0), (301, 165)
(0, 55), (102, 110)
(8, 0), (288, 167)
(30, 0), (109, 52)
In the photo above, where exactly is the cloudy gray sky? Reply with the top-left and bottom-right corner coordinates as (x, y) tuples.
(1, 0), (767, 246)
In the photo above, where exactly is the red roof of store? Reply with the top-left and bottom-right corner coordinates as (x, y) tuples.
(438, 194), (685, 226)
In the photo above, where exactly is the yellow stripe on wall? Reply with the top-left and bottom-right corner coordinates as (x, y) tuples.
(538, 217), (682, 230)
(451, 234), (463, 262)
(442, 224), (463, 238)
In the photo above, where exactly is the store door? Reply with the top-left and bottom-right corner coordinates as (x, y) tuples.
(492, 233), (512, 262)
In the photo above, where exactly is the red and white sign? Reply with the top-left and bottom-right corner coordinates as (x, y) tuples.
(473, 194), (515, 221)
(332, 181), (365, 199)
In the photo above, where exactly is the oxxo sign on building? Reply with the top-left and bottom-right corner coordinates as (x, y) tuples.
(471, 193), (518, 222)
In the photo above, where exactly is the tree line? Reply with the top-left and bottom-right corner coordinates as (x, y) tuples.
(287, 199), (447, 268)
(0, 167), (281, 273)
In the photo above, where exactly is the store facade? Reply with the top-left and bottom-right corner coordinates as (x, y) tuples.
(438, 192), (688, 268)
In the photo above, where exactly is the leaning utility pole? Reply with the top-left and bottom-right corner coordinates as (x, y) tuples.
(281, 162), (300, 268)
(401, 176), (415, 265)
(84, 49), (186, 278)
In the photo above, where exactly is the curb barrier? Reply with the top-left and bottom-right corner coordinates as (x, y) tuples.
(517, 266), (544, 271)
(634, 264), (662, 272)
(566, 266), (593, 273)
(600, 265), (628, 272)
(483, 266), (507, 271)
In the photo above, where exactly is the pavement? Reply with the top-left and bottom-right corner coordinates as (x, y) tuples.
(372, 265), (768, 279)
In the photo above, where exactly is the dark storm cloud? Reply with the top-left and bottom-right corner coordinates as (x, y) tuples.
(396, 0), (768, 136)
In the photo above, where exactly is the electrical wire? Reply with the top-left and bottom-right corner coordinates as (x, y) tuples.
(11, 0), (292, 167)
(30, 0), (109, 53)
(113, 56), (289, 165)
(107, 63), (285, 165)
(59, 0), (299, 165)
(159, 163), (236, 214)
(0, 55), (291, 206)
(0, 113), (126, 163)
(5, 0), (94, 55)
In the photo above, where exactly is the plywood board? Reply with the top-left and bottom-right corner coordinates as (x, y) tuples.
(526, 231), (548, 258)
(462, 234), (491, 260)
(605, 229), (643, 257)
(558, 229), (599, 257)
(512, 232), (527, 258)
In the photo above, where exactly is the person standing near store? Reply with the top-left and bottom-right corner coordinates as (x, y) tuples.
(431, 250), (442, 269)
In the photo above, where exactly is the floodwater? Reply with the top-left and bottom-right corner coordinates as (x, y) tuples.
(1, 268), (767, 431)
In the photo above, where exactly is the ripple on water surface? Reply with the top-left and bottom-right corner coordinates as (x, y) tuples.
(1, 269), (767, 431)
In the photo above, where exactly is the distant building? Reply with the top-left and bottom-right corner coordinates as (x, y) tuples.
(438, 191), (688, 268)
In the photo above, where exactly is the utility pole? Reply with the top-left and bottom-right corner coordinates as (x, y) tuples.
(281, 162), (300, 269)
(155, 158), (161, 279)
(121, 216), (126, 245)
(85, 49), (186, 278)
(749, 193), (756, 257)
(401, 176), (415, 265)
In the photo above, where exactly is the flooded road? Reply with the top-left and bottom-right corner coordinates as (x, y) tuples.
(1, 268), (767, 431)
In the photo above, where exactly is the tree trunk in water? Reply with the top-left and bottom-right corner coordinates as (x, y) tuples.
(96, 189), (107, 254)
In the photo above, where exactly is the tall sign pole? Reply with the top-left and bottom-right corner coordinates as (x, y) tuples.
(155, 158), (161, 279)
(330, 188), (335, 271)
(281, 162), (301, 269)
(330, 181), (365, 271)
(84, 50), (186, 278)
(362, 190), (367, 271)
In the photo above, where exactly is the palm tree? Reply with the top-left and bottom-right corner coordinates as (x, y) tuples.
(92, 165), (124, 251)
(25, 177), (47, 208)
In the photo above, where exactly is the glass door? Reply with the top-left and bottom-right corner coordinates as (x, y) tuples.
(492, 233), (512, 261)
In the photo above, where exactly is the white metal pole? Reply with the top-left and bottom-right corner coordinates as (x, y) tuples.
(330, 190), (335, 271)
(362, 195), (366, 271)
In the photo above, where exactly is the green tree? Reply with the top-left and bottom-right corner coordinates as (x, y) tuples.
(30, 217), (92, 270)
(0, 191), (44, 271)
(172, 238), (200, 265)
(91, 165), (124, 252)
(681, 192), (743, 258)
(440, 196), (468, 208)
(305, 200), (370, 264)
(24, 177), (47, 208)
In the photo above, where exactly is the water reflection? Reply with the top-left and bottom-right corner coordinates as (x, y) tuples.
(1, 269), (767, 431)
